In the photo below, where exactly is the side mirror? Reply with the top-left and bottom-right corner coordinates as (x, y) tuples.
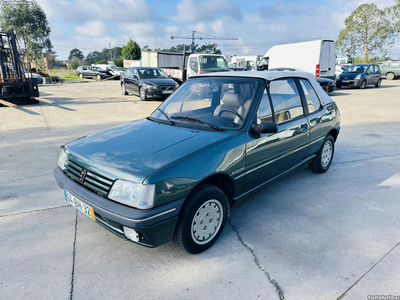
(366, 72), (370, 75)
(168, 74), (173, 78)
(251, 122), (278, 134)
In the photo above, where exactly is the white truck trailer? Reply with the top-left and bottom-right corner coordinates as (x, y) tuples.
(257, 40), (336, 79)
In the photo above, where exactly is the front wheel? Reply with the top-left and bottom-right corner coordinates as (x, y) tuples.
(139, 87), (147, 101)
(97, 74), (101, 81)
(359, 80), (366, 89)
(175, 184), (229, 254)
(121, 83), (128, 95)
(375, 79), (382, 88)
(309, 134), (335, 173)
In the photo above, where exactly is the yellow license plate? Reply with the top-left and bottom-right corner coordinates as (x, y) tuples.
(64, 190), (95, 220)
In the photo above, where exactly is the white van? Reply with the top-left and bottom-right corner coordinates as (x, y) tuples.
(258, 40), (336, 79)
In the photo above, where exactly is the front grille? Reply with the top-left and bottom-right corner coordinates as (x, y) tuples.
(160, 85), (174, 91)
(64, 160), (114, 196)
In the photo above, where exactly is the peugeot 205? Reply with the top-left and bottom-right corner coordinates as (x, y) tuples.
(54, 71), (340, 254)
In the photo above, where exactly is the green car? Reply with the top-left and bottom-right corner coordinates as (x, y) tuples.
(55, 71), (340, 254)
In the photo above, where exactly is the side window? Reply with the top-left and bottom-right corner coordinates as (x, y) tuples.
(367, 65), (374, 73)
(257, 89), (273, 124)
(269, 79), (304, 123)
(189, 57), (198, 73)
(374, 65), (380, 73)
(391, 62), (400, 68)
(83, 67), (87, 70)
(299, 79), (321, 114)
(381, 63), (390, 70)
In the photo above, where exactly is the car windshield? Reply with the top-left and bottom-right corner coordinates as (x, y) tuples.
(138, 68), (169, 79)
(199, 56), (229, 71)
(111, 66), (122, 71)
(91, 66), (102, 71)
(343, 65), (368, 73)
(150, 78), (259, 130)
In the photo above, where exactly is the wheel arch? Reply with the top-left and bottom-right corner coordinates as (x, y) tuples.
(328, 128), (339, 142)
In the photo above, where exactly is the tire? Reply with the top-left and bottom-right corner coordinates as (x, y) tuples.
(97, 74), (101, 81)
(386, 72), (395, 80)
(79, 73), (83, 79)
(359, 80), (366, 89)
(309, 134), (335, 173)
(139, 87), (147, 101)
(121, 83), (128, 95)
(375, 79), (382, 88)
(174, 184), (229, 254)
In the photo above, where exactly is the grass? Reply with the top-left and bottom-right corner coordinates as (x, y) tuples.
(46, 69), (85, 81)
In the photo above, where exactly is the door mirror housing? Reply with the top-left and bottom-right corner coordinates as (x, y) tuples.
(251, 122), (278, 134)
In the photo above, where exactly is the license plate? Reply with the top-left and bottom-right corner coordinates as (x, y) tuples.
(162, 90), (173, 94)
(342, 80), (349, 83)
(64, 190), (95, 220)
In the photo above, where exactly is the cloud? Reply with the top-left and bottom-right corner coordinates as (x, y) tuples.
(212, 20), (226, 34)
(174, 0), (242, 22)
(75, 21), (105, 37)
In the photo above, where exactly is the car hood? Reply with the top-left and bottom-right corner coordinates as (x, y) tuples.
(339, 72), (363, 79)
(65, 119), (235, 183)
(142, 78), (176, 86)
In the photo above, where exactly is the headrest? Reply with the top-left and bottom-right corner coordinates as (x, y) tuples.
(222, 93), (241, 106)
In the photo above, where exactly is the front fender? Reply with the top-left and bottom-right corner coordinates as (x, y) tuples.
(144, 131), (247, 207)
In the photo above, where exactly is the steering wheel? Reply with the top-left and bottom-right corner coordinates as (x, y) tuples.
(217, 108), (244, 122)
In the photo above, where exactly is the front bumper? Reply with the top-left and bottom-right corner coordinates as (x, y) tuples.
(54, 167), (184, 247)
(336, 79), (362, 87)
(145, 89), (175, 99)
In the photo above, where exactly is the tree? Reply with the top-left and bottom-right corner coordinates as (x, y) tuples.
(122, 39), (141, 60)
(68, 48), (84, 60)
(388, 0), (400, 33)
(68, 57), (83, 69)
(0, 1), (55, 64)
(336, 4), (395, 61)
(114, 56), (124, 68)
(196, 43), (222, 54)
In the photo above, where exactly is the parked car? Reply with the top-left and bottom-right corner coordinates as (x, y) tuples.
(95, 64), (125, 78)
(268, 67), (335, 94)
(121, 66), (179, 101)
(54, 71), (340, 254)
(24, 72), (43, 85)
(378, 61), (400, 80)
(336, 64), (381, 89)
(76, 66), (113, 80)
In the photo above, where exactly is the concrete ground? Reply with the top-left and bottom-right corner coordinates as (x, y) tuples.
(1, 79), (400, 300)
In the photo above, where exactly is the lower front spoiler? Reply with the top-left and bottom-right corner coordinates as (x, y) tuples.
(54, 167), (184, 247)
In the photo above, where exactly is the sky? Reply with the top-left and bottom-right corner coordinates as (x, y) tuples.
(34, 0), (400, 60)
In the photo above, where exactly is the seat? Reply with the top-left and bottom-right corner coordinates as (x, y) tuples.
(214, 93), (244, 124)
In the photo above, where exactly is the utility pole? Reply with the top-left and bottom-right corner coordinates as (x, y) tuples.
(171, 31), (238, 54)
(109, 42), (113, 62)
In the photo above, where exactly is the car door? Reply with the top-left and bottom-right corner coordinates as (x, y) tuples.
(374, 65), (381, 82)
(366, 65), (377, 85)
(244, 78), (310, 192)
(124, 69), (134, 92)
(131, 68), (140, 94)
(187, 57), (199, 78)
(82, 66), (88, 77)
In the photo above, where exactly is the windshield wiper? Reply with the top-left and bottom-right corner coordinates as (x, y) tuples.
(171, 116), (224, 131)
(156, 107), (174, 125)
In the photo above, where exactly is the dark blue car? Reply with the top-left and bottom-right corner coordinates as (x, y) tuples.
(336, 64), (381, 89)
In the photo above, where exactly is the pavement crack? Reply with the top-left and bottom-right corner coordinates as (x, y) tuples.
(337, 241), (400, 300)
(0, 205), (71, 219)
(70, 210), (78, 300)
(228, 219), (285, 300)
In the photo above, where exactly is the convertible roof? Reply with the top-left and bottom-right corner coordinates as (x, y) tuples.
(193, 71), (333, 105)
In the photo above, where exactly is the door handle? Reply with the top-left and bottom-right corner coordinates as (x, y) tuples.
(300, 123), (308, 132)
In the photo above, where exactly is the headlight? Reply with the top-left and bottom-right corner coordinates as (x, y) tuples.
(355, 74), (361, 80)
(58, 147), (68, 170)
(109, 180), (155, 209)
(144, 84), (158, 90)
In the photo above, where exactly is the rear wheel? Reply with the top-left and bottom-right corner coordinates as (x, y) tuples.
(79, 73), (83, 79)
(375, 79), (382, 88)
(359, 80), (366, 89)
(139, 87), (147, 101)
(386, 72), (395, 80)
(309, 134), (335, 173)
(175, 184), (229, 254)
